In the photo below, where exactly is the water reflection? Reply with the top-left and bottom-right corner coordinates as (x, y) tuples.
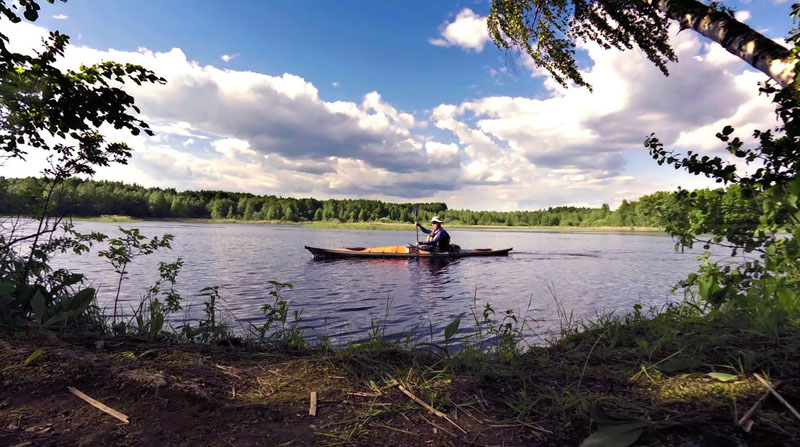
(424, 257), (454, 274)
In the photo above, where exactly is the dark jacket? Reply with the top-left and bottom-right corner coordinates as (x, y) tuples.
(417, 224), (450, 251)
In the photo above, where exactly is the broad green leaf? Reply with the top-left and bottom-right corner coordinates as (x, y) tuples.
(44, 311), (76, 326)
(698, 275), (719, 302)
(31, 290), (47, 323)
(63, 274), (84, 287)
(149, 313), (164, 338)
(580, 422), (649, 447)
(707, 372), (737, 382)
(68, 288), (95, 314)
(656, 357), (702, 373)
(444, 313), (464, 341)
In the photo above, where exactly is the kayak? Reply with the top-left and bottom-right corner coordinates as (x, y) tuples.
(305, 245), (512, 260)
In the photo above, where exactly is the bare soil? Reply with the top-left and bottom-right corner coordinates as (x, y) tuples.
(0, 335), (533, 446)
(1, 329), (798, 446)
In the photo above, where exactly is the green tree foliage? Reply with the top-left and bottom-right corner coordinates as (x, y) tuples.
(491, 1), (800, 329)
(488, 0), (797, 89)
(0, 177), (456, 222)
(0, 1), (165, 173)
(645, 79), (799, 321)
(0, 175), (713, 227)
(0, 0), (165, 330)
(98, 228), (173, 327)
(489, 0), (674, 90)
(147, 191), (170, 218)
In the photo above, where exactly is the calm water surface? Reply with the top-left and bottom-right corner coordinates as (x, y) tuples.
(49, 221), (710, 342)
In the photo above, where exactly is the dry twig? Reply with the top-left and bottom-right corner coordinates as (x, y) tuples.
(754, 374), (800, 422)
(68, 387), (129, 424)
(309, 391), (318, 416)
(737, 381), (782, 432)
(348, 392), (381, 398)
(397, 384), (467, 434)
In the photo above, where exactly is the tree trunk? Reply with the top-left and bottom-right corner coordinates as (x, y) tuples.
(649, 0), (797, 88)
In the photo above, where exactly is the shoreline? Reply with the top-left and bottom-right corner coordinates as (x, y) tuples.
(67, 216), (665, 233)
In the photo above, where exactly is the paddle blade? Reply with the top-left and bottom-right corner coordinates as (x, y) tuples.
(412, 203), (419, 216)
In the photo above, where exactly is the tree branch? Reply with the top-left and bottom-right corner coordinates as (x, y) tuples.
(649, 0), (797, 88)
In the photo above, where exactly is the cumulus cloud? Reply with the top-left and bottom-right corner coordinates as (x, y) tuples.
(52, 14), (68, 20)
(0, 18), (783, 210)
(220, 53), (239, 62)
(734, 10), (751, 22)
(45, 39), (446, 174)
(429, 8), (490, 52)
(211, 138), (259, 159)
(0, 20), (467, 200)
(430, 25), (779, 208)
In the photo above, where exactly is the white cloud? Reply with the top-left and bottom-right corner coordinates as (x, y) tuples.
(734, 10), (751, 22)
(0, 20), (463, 200)
(220, 53), (239, 62)
(52, 14), (68, 20)
(429, 8), (490, 52)
(331, 81), (340, 87)
(211, 138), (259, 159)
(0, 19), (783, 210)
(431, 26), (779, 208)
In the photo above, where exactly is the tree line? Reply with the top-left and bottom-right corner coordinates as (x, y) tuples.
(0, 176), (756, 228)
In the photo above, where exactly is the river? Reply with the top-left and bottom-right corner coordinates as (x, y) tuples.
(45, 221), (712, 344)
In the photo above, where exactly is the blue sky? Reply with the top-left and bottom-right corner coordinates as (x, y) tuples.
(37, 1), (548, 110)
(2, 0), (797, 210)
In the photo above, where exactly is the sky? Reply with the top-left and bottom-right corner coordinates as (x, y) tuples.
(0, 0), (796, 211)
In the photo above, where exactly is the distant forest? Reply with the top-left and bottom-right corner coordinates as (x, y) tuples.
(0, 176), (750, 228)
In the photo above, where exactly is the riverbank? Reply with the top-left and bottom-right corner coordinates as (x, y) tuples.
(2, 307), (798, 446)
(72, 216), (664, 233)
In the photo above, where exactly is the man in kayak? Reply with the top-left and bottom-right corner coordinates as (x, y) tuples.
(415, 216), (451, 252)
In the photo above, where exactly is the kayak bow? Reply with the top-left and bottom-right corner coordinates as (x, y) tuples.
(304, 245), (512, 260)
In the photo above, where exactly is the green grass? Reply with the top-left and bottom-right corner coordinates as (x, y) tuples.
(312, 295), (800, 445)
(302, 221), (415, 231)
(64, 216), (663, 232)
(4, 292), (799, 445)
(74, 215), (140, 222)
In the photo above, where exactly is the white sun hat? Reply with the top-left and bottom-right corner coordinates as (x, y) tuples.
(430, 216), (443, 223)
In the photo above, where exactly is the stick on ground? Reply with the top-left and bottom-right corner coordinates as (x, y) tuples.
(397, 383), (466, 434)
(309, 391), (318, 417)
(737, 380), (781, 432)
(754, 374), (800, 422)
(68, 386), (129, 424)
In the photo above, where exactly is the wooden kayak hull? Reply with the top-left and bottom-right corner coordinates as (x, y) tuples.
(304, 245), (512, 260)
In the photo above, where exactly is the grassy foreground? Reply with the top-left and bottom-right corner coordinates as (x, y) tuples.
(1, 306), (798, 446)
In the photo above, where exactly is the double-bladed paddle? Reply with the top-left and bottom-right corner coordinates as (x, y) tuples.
(412, 203), (419, 253)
